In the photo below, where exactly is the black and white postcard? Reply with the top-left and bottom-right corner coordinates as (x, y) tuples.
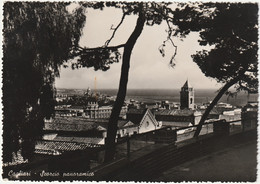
(1, 1), (258, 182)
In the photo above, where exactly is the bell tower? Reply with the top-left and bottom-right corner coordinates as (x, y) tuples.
(180, 80), (194, 110)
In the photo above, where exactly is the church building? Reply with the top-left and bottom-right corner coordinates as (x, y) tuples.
(155, 80), (201, 128)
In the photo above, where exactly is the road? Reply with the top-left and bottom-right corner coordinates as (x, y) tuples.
(153, 141), (257, 182)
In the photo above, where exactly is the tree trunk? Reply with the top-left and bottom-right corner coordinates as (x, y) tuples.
(104, 6), (146, 162)
(193, 76), (242, 138)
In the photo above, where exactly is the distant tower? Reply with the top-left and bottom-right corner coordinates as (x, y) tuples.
(180, 80), (194, 110)
(86, 87), (91, 96)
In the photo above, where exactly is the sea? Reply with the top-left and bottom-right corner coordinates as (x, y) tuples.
(57, 88), (258, 107)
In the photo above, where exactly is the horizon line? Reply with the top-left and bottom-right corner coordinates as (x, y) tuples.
(56, 87), (222, 90)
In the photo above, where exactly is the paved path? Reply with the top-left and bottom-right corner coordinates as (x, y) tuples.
(153, 141), (257, 182)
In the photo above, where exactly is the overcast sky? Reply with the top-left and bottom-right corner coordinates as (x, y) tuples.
(55, 6), (222, 90)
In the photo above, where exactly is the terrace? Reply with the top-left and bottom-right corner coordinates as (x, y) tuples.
(3, 115), (257, 181)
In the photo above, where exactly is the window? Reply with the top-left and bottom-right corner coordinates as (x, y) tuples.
(190, 98), (193, 104)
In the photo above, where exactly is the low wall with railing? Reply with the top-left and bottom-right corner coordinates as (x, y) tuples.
(90, 119), (257, 181)
(3, 118), (257, 181)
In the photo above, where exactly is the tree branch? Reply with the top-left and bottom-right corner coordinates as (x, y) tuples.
(83, 44), (125, 51)
(70, 44), (125, 58)
(158, 18), (178, 67)
(246, 68), (257, 72)
(232, 29), (257, 47)
(77, 44), (125, 51)
(105, 12), (127, 46)
(166, 19), (178, 65)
